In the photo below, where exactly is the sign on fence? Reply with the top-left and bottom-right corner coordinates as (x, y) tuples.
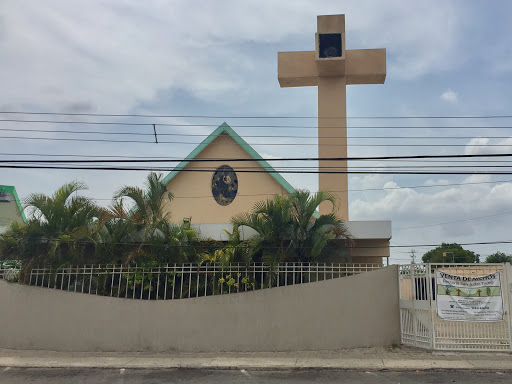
(435, 270), (504, 322)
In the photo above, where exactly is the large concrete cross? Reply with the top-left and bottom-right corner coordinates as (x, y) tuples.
(278, 14), (386, 220)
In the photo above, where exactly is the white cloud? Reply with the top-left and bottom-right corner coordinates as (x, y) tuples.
(351, 177), (509, 222)
(0, 0), (470, 116)
(350, 176), (512, 262)
(424, 178), (451, 186)
(260, 153), (282, 160)
(441, 89), (458, 103)
(347, 1), (467, 79)
(464, 137), (512, 155)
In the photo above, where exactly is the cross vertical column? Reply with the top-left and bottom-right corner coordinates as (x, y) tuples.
(318, 77), (348, 218)
(316, 14), (348, 218)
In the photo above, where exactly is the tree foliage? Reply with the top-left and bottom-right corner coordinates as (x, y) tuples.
(232, 190), (351, 264)
(106, 172), (200, 265)
(485, 252), (512, 263)
(0, 177), (351, 271)
(0, 173), (200, 268)
(421, 243), (479, 263)
(0, 181), (100, 268)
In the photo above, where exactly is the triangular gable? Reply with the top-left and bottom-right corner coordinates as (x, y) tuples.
(162, 122), (296, 195)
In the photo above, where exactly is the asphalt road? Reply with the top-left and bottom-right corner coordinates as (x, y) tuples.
(1, 368), (512, 383)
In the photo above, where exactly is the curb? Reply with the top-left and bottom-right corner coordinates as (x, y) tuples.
(1, 358), (512, 372)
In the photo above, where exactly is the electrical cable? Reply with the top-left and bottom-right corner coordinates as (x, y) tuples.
(0, 134), (509, 146)
(2, 232), (512, 249)
(394, 211), (512, 231)
(4, 126), (512, 139)
(23, 179), (511, 201)
(4, 151), (512, 164)
(5, 163), (512, 174)
(3, 118), (512, 130)
(3, 111), (512, 119)
(2, 152), (512, 162)
(3, 134), (512, 147)
(7, 160), (512, 169)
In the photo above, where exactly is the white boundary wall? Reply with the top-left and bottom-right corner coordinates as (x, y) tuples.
(0, 266), (399, 352)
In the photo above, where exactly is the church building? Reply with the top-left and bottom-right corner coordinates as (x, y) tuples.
(161, 123), (391, 266)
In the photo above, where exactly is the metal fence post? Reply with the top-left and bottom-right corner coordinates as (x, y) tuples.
(428, 263), (436, 350)
(398, 265), (404, 345)
(410, 263), (418, 347)
(503, 262), (512, 351)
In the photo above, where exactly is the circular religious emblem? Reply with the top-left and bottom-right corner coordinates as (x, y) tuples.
(211, 165), (238, 206)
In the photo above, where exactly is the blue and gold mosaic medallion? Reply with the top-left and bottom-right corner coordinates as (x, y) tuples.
(211, 165), (238, 206)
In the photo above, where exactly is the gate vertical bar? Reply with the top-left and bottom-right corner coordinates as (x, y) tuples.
(503, 262), (512, 351)
(410, 263), (418, 347)
(428, 263), (436, 350)
(398, 265), (405, 345)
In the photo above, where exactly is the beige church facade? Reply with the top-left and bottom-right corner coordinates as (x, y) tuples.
(162, 123), (293, 225)
(162, 123), (391, 265)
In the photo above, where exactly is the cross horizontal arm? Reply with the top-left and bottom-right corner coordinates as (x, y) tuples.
(277, 48), (386, 88)
(278, 51), (318, 88)
(346, 49), (386, 85)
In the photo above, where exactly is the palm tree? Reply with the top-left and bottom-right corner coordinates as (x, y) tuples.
(112, 172), (205, 265)
(217, 227), (252, 266)
(289, 190), (350, 262)
(0, 181), (100, 268)
(231, 190), (351, 265)
(91, 199), (138, 264)
(140, 218), (203, 265)
(232, 194), (293, 266)
(0, 220), (45, 263)
(114, 172), (173, 230)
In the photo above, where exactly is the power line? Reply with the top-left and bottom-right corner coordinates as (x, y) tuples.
(3, 111), (512, 119)
(5, 163), (512, 175)
(389, 241), (512, 248)
(2, 152), (512, 162)
(5, 126), (512, 140)
(62, 179), (512, 201)
(3, 153), (512, 163)
(4, 118), (512, 130)
(0, 152), (190, 160)
(394, 211), (512, 231)
(6, 158), (512, 166)
(8, 161), (512, 173)
(2, 232), (512, 249)
(3, 151), (512, 164)
(3, 134), (512, 147)
(7, 160), (512, 170)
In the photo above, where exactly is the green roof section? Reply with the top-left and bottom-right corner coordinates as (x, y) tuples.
(0, 185), (26, 222)
(162, 122), (297, 195)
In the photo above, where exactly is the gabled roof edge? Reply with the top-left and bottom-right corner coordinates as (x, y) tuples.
(161, 123), (297, 196)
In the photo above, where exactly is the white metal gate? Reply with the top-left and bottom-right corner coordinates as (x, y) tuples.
(399, 263), (512, 351)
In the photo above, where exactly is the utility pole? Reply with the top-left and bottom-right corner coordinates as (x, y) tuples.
(410, 249), (417, 264)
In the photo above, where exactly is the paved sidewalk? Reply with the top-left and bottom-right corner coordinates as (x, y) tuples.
(0, 347), (511, 371)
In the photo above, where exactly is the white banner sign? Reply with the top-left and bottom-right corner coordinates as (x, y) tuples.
(435, 270), (504, 322)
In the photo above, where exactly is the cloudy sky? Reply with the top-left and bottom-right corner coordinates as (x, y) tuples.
(2, 0), (512, 263)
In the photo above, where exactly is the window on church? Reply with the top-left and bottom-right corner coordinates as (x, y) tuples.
(211, 165), (238, 206)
